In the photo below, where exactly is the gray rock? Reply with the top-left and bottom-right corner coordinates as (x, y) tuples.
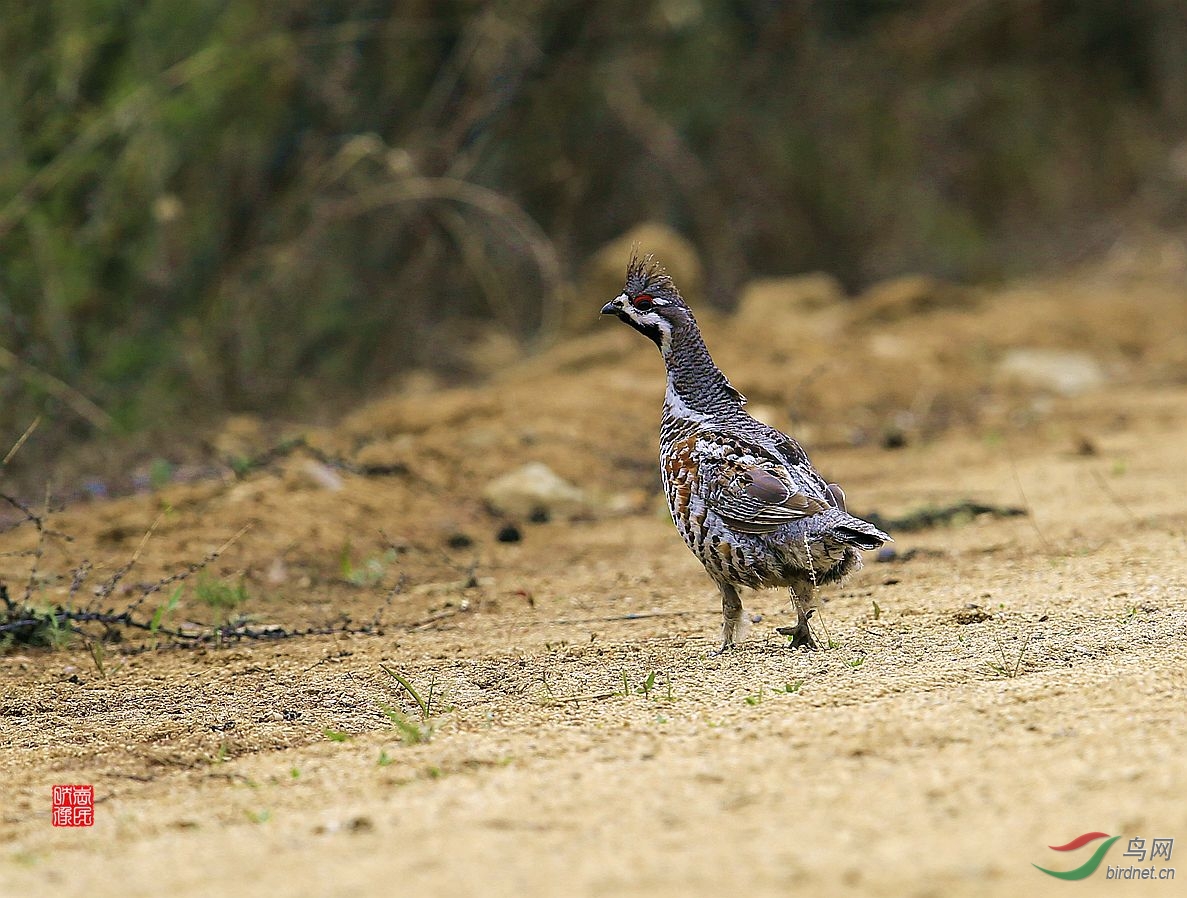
(483, 462), (588, 521)
(998, 349), (1107, 396)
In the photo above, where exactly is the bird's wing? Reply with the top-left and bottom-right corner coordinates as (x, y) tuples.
(707, 460), (830, 534)
(826, 482), (847, 511)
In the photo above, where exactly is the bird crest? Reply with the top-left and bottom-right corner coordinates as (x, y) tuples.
(625, 249), (679, 302)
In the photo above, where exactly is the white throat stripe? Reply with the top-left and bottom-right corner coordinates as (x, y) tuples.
(664, 380), (712, 423)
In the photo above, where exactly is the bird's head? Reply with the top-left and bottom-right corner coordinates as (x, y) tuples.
(600, 252), (692, 356)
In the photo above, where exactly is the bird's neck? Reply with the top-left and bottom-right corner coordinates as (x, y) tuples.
(663, 320), (744, 417)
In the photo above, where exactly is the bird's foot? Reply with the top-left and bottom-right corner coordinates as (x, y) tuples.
(775, 609), (819, 650)
(718, 610), (753, 652)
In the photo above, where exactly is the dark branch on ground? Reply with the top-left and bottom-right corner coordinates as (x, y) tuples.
(864, 499), (1027, 533)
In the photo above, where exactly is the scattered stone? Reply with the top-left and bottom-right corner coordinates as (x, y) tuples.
(289, 459), (344, 492)
(446, 532), (473, 549)
(385, 537), (410, 555)
(315, 815), (374, 835)
(265, 557), (289, 585)
(998, 348), (1107, 396)
(346, 815), (373, 833)
(954, 605), (993, 625)
(496, 524), (522, 543)
(482, 462), (588, 521)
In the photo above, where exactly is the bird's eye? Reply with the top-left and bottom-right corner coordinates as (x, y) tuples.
(632, 294), (654, 311)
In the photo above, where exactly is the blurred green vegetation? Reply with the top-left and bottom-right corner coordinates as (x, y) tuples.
(2, 0), (1186, 441)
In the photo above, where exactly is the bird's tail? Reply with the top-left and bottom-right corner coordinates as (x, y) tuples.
(831, 513), (891, 551)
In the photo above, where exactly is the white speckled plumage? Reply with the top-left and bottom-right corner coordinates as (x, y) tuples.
(602, 253), (891, 650)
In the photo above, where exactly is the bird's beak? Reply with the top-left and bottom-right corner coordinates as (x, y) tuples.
(601, 294), (627, 316)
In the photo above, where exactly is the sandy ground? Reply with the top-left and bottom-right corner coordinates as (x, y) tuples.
(2, 264), (1187, 897)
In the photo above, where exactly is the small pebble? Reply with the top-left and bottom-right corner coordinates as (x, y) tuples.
(954, 606), (992, 625)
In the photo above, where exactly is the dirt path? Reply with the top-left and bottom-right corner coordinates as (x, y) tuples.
(3, 273), (1187, 897)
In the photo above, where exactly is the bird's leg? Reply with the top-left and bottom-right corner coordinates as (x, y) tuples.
(716, 581), (751, 652)
(784, 579), (819, 650)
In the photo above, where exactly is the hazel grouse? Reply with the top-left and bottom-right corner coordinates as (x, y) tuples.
(601, 254), (890, 651)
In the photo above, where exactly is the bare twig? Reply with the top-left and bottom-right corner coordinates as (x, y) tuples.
(22, 486), (51, 604)
(1089, 468), (1140, 525)
(549, 610), (705, 626)
(323, 175), (569, 337)
(1, 491), (43, 530)
(0, 607), (381, 646)
(1009, 459), (1054, 555)
(407, 607), (467, 631)
(370, 572), (406, 630)
(433, 205), (518, 332)
(546, 691), (618, 704)
(93, 513), (165, 604)
(121, 523), (253, 619)
(0, 490), (73, 539)
(67, 561), (93, 608)
(0, 349), (112, 430)
(2, 416), (40, 466)
(0, 521), (381, 651)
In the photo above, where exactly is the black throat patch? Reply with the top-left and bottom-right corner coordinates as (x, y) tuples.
(615, 311), (664, 349)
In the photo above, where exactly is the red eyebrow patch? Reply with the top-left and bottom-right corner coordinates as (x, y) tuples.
(632, 294), (653, 307)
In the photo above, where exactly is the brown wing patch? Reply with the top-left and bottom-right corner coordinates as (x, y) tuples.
(711, 459), (828, 534)
(662, 434), (701, 535)
(743, 468), (792, 505)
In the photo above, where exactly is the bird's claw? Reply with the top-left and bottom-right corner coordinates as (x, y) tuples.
(776, 609), (820, 650)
